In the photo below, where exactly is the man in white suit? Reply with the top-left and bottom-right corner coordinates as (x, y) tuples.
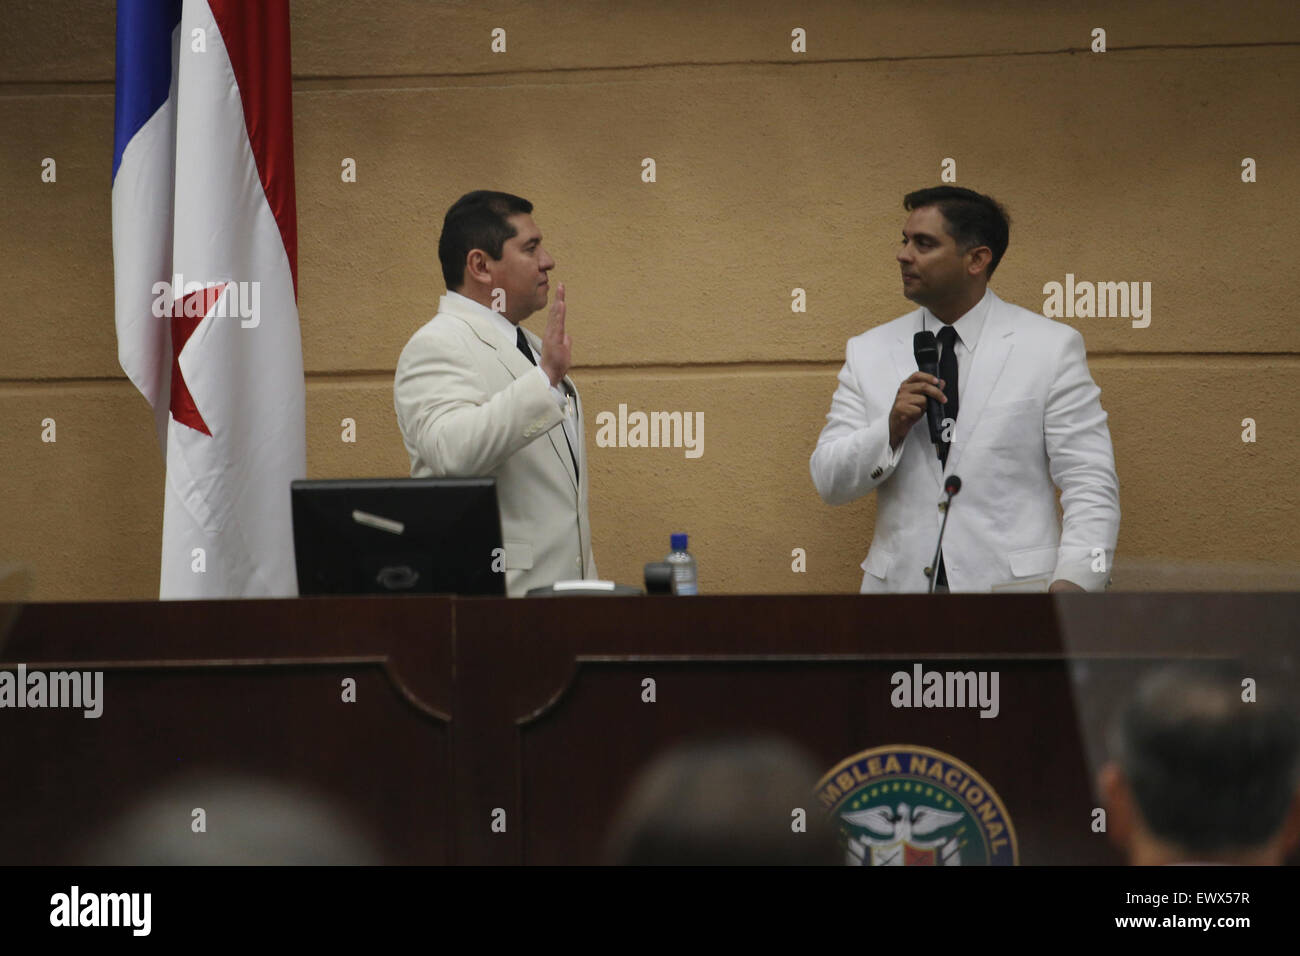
(394, 191), (596, 596)
(810, 187), (1119, 593)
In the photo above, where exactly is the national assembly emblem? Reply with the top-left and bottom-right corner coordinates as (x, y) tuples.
(817, 744), (1018, 866)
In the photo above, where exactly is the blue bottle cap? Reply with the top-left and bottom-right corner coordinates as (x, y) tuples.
(671, 533), (688, 551)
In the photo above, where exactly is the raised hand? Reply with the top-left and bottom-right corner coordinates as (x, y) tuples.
(539, 282), (571, 388)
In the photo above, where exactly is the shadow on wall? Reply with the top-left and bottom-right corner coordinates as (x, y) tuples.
(1110, 558), (1300, 591)
(0, 562), (33, 657)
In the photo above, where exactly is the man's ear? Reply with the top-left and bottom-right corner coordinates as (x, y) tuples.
(464, 249), (492, 286)
(1099, 762), (1134, 854)
(965, 245), (992, 279)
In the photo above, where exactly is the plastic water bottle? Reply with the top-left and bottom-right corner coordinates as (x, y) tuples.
(665, 533), (698, 595)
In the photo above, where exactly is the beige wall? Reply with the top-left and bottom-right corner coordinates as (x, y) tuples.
(2, 1), (1298, 600)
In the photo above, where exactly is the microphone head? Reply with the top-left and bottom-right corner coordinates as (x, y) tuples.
(913, 330), (938, 364)
(945, 474), (962, 495)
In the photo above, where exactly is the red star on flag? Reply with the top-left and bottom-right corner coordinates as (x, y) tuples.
(169, 283), (228, 435)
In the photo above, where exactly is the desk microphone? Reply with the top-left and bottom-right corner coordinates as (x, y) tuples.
(927, 475), (962, 594)
(913, 331), (944, 456)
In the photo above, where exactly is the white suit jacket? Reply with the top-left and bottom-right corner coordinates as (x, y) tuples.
(810, 290), (1119, 593)
(394, 293), (596, 596)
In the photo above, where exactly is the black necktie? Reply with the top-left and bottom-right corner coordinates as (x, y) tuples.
(516, 326), (537, 367)
(935, 325), (959, 588)
(516, 327), (579, 483)
(936, 325), (960, 466)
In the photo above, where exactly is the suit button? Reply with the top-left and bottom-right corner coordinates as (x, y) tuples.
(871, 468), (883, 479)
(924, 566), (933, 578)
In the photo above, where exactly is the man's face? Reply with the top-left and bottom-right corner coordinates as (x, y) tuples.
(486, 213), (555, 323)
(896, 205), (973, 308)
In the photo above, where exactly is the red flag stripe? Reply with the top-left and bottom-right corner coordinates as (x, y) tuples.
(208, 0), (299, 297)
(169, 283), (229, 435)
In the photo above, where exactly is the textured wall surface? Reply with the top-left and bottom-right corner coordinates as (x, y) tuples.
(1, 1), (1297, 599)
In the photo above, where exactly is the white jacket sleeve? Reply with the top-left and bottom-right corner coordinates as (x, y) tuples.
(394, 327), (564, 477)
(1045, 329), (1121, 590)
(810, 341), (901, 505)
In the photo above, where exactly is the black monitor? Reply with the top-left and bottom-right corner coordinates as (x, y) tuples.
(290, 478), (505, 597)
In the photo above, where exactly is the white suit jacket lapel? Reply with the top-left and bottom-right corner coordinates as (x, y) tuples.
(944, 295), (1014, 476)
(519, 325), (580, 493)
(446, 302), (536, 381)
(445, 301), (580, 492)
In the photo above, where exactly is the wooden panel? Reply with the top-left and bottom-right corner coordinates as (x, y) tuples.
(0, 596), (454, 864)
(2, 593), (1294, 863)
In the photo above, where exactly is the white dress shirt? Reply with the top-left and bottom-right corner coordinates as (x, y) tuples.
(883, 288), (994, 469)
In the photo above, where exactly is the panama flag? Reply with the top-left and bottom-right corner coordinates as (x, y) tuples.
(113, 0), (306, 598)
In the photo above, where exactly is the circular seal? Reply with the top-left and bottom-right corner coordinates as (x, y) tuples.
(816, 744), (1018, 865)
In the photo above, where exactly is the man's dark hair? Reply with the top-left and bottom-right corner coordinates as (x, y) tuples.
(903, 186), (1011, 279)
(438, 190), (533, 290)
(604, 737), (840, 865)
(1110, 665), (1300, 855)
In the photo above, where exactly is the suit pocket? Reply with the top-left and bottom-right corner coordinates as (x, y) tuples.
(503, 540), (534, 571)
(860, 549), (894, 580)
(1008, 545), (1056, 578)
(984, 398), (1040, 418)
(976, 399), (1042, 450)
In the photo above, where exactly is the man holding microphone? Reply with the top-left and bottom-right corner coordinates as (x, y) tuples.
(810, 186), (1119, 593)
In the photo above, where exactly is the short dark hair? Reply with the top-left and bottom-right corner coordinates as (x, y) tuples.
(438, 190), (534, 290)
(903, 186), (1011, 279)
(1111, 665), (1300, 855)
(604, 737), (840, 865)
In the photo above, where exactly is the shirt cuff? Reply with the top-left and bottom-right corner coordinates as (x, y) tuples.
(883, 437), (905, 470)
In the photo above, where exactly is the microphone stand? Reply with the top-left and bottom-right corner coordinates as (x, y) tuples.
(928, 475), (962, 594)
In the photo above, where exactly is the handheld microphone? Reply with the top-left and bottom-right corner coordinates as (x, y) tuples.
(927, 475), (962, 594)
(912, 330), (944, 453)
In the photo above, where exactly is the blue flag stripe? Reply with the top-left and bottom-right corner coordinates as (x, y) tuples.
(112, 0), (182, 181)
